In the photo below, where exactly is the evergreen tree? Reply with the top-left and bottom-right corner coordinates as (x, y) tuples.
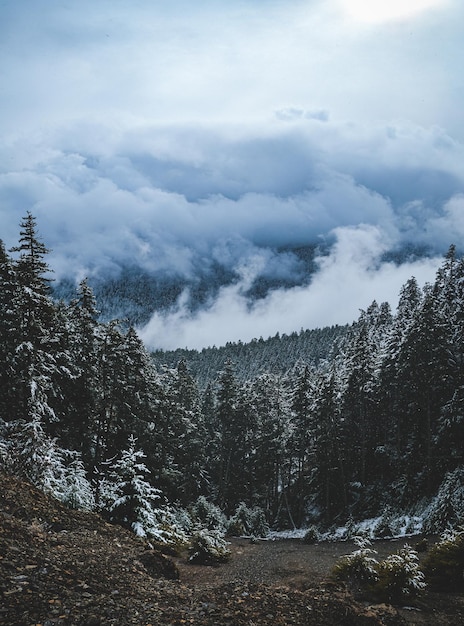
(248, 373), (290, 523)
(7, 213), (59, 426)
(0, 241), (21, 420)
(215, 360), (250, 513)
(340, 307), (380, 505)
(106, 435), (162, 537)
(394, 284), (450, 495)
(311, 368), (347, 523)
(289, 365), (316, 525)
(10, 212), (52, 295)
(63, 279), (100, 461)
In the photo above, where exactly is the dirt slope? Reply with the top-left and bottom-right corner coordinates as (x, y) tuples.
(0, 473), (462, 625)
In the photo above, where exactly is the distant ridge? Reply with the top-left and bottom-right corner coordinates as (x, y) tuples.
(151, 324), (349, 387)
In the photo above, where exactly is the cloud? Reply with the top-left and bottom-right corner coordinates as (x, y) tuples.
(0, 0), (462, 135)
(138, 224), (442, 350)
(1, 0), (463, 348)
(338, 0), (451, 24)
(0, 119), (462, 286)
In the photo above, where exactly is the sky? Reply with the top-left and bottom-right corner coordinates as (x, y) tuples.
(1, 0), (464, 349)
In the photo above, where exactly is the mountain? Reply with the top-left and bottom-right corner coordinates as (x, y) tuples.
(151, 324), (349, 387)
(52, 244), (322, 327)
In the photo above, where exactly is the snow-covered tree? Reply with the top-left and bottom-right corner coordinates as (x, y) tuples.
(58, 452), (95, 511)
(3, 416), (64, 493)
(106, 435), (163, 538)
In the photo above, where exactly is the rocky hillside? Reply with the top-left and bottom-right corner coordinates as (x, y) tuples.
(1, 472), (462, 625)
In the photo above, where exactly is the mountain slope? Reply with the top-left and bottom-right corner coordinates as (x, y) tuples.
(0, 472), (418, 626)
(151, 324), (349, 386)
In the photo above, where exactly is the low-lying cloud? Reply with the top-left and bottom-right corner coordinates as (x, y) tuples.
(138, 224), (442, 350)
(1, 119), (463, 350)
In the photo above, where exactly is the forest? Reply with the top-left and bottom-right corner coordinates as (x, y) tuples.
(1, 213), (463, 545)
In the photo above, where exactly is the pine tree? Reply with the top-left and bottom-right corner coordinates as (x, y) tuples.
(63, 279), (100, 461)
(248, 373), (289, 522)
(3, 416), (64, 493)
(215, 360), (250, 513)
(0, 241), (21, 420)
(10, 212), (52, 296)
(340, 306), (380, 503)
(394, 284), (450, 495)
(7, 213), (59, 426)
(106, 435), (162, 537)
(311, 368), (347, 523)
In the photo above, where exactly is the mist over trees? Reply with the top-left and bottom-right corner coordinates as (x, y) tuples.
(1, 214), (463, 537)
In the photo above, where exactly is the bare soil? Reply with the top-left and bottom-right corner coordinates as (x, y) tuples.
(1, 472), (463, 626)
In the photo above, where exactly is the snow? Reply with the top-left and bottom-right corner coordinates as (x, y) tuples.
(269, 513), (426, 542)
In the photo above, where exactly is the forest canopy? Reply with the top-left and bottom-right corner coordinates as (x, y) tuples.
(1, 213), (463, 540)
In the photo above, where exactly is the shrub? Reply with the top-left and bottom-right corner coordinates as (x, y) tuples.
(227, 517), (246, 537)
(331, 536), (379, 586)
(227, 502), (269, 538)
(423, 528), (464, 591)
(375, 545), (426, 603)
(332, 539), (426, 604)
(227, 502), (251, 536)
(373, 508), (395, 539)
(188, 528), (231, 565)
(144, 506), (190, 549)
(249, 506), (270, 538)
(303, 525), (320, 544)
(190, 496), (227, 532)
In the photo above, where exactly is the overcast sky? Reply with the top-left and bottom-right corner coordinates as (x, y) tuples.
(1, 0), (463, 349)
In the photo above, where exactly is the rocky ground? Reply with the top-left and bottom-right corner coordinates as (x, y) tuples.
(1, 472), (463, 626)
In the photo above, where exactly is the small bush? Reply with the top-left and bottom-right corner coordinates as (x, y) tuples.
(188, 528), (231, 565)
(376, 545), (426, 603)
(227, 502), (269, 538)
(423, 528), (464, 591)
(226, 518), (246, 537)
(331, 536), (379, 586)
(227, 502), (252, 536)
(373, 509), (395, 539)
(332, 539), (426, 604)
(190, 496), (227, 532)
(249, 506), (270, 538)
(303, 526), (320, 544)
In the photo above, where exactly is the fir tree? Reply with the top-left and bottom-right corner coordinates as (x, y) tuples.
(106, 435), (162, 538)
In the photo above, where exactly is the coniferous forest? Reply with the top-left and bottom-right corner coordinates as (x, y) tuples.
(1, 213), (463, 542)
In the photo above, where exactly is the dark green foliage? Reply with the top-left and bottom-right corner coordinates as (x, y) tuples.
(190, 496), (227, 532)
(151, 325), (349, 388)
(188, 529), (231, 564)
(331, 538), (379, 587)
(373, 508), (396, 539)
(332, 540), (426, 604)
(375, 546), (426, 603)
(424, 467), (464, 533)
(3, 214), (464, 536)
(302, 525), (320, 544)
(423, 529), (464, 591)
(227, 502), (269, 538)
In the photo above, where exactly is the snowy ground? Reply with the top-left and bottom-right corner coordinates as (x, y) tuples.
(269, 513), (425, 542)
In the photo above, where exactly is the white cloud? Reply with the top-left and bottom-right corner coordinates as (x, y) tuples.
(338, 0), (450, 24)
(0, 118), (462, 287)
(1, 0), (463, 349)
(138, 224), (442, 350)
